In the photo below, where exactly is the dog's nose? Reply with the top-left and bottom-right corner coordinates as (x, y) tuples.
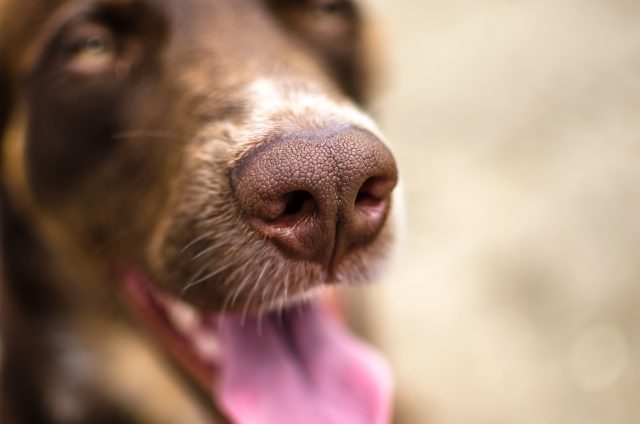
(231, 126), (397, 267)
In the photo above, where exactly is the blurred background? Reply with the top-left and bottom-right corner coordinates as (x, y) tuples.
(357, 0), (640, 423)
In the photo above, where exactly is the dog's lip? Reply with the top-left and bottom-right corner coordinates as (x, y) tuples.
(121, 268), (219, 391)
(120, 267), (393, 424)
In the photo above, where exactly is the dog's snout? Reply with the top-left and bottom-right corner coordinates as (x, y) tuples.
(231, 127), (397, 266)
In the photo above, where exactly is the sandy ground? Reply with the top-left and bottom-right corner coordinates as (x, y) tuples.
(357, 1), (640, 423)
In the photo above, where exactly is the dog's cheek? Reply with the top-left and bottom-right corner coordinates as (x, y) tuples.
(22, 72), (178, 255)
(24, 77), (123, 199)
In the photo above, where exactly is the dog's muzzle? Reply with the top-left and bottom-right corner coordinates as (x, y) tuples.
(231, 125), (397, 272)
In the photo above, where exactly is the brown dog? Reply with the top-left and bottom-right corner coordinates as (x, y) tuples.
(0, 0), (399, 422)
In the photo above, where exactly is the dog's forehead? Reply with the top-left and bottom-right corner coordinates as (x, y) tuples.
(166, 0), (329, 78)
(0, 0), (314, 46)
(0, 0), (340, 90)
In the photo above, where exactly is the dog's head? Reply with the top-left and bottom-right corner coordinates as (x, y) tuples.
(1, 0), (398, 422)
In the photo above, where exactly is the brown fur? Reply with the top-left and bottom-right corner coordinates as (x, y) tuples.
(0, 0), (395, 422)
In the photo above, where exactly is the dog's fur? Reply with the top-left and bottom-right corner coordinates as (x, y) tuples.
(0, 0), (397, 422)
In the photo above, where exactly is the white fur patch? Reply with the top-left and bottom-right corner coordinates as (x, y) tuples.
(228, 78), (390, 155)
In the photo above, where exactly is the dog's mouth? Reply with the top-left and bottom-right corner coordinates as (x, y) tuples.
(121, 268), (392, 424)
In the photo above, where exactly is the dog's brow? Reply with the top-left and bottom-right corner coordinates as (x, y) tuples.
(19, 0), (161, 72)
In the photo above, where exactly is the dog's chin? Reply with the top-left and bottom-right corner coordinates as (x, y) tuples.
(119, 265), (392, 424)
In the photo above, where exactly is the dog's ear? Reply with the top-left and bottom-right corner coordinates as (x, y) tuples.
(0, 1), (9, 145)
(0, 54), (14, 188)
(0, 60), (10, 143)
(0, 54), (11, 186)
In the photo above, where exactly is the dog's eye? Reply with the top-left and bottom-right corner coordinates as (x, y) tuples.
(62, 23), (118, 73)
(311, 0), (352, 18)
(78, 36), (113, 57)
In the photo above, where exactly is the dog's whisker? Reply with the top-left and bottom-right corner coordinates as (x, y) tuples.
(229, 260), (262, 309)
(283, 269), (290, 305)
(187, 258), (236, 288)
(266, 268), (285, 314)
(260, 273), (272, 303)
(181, 229), (218, 254)
(221, 263), (251, 313)
(221, 273), (247, 314)
(231, 256), (272, 318)
(184, 258), (218, 290)
(240, 296), (251, 327)
(256, 302), (266, 336)
(180, 259), (237, 297)
(112, 130), (183, 141)
(192, 240), (229, 261)
(219, 264), (250, 316)
(240, 263), (268, 326)
(184, 239), (238, 285)
(275, 269), (290, 317)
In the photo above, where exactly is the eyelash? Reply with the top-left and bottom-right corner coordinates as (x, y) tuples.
(57, 25), (118, 73)
(70, 35), (115, 56)
(311, 0), (352, 18)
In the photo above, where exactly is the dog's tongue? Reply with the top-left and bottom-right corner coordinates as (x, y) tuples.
(215, 303), (392, 424)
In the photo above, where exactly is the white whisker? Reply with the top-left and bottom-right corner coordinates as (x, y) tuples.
(192, 240), (229, 261)
(181, 229), (217, 254)
(180, 259), (236, 297)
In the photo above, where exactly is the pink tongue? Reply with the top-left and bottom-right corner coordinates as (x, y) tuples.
(215, 303), (392, 424)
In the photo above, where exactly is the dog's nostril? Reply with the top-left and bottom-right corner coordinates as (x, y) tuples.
(282, 191), (315, 217)
(355, 177), (395, 208)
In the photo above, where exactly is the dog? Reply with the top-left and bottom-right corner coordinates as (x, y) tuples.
(0, 0), (399, 422)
